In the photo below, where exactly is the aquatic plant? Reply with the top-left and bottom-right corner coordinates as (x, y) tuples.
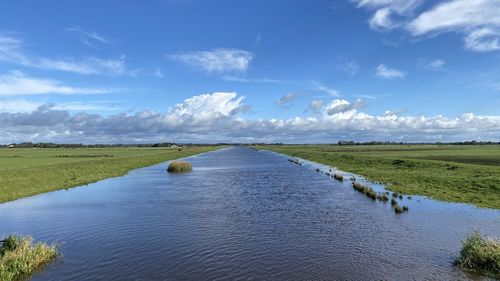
(333, 173), (344, 181)
(394, 205), (403, 213)
(0, 235), (57, 281)
(352, 182), (367, 193)
(167, 161), (192, 173)
(402, 206), (409, 211)
(455, 230), (500, 279)
(365, 188), (377, 200)
(377, 193), (389, 202)
(391, 198), (397, 206)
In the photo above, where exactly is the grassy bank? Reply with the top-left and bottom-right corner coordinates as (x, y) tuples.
(0, 235), (57, 281)
(256, 145), (500, 209)
(0, 146), (219, 203)
(455, 230), (500, 278)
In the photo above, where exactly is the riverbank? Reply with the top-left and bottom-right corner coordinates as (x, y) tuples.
(256, 144), (500, 209)
(0, 146), (220, 203)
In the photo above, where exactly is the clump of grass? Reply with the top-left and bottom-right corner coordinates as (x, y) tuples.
(365, 188), (377, 200)
(391, 198), (398, 206)
(402, 205), (409, 211)
(394, 205), (404, 213)
(352, 182), (367, 193)
(0, 235), (57, 281)
(398, 194), (403, 199)
(392, 192), (399, 198)
(167, 161), (192, 173)
(455, 230), (500, 279)
(377, 193), (389, 202)
(333, 173), (344, 181)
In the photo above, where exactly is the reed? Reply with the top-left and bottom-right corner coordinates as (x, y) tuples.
(167, 161), (192, 173)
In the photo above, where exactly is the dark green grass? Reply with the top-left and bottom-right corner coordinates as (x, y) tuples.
(257, 144), (500, 209)
(455, 230), (500, 279)
(0, 146), (219, 203)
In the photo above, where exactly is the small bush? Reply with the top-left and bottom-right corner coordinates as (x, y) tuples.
(0, 235), (57, 281)
(167, 161), (192, 173)
(455, 230), (500, 279)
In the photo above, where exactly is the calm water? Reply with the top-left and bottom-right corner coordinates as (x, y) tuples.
(0, 147), (499, 280)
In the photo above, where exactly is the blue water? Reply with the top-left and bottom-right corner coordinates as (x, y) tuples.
(0, 147), (499, 280)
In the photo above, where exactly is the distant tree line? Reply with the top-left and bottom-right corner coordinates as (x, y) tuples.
(0, 142), (224, 148)
(337, 140), (499, 145)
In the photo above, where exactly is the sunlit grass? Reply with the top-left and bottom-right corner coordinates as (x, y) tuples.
(0, 235), (58, 281)
(455, 230), (500, 279)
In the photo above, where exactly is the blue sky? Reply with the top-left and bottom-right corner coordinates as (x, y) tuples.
(0, 0), (499, 143)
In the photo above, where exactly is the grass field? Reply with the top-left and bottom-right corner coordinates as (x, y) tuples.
(0, 146), (219, 203)
(257, 144), (500, 209)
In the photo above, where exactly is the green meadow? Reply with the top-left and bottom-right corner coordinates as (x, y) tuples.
(0, 146), (219, 203)
(257, 144), (500, 209)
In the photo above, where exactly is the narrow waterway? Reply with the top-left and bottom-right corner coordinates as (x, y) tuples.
(0, 147), (498, 280)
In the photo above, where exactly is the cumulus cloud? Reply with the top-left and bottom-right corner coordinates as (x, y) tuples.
(376, 64), (405, 79)
(353, 0), (500, 52)
(168, 49), (254, 74)
(0, 34), (130, 75)
(325, 99), (364, 115)
(1, 92), (499, 143)
(0, 71), (111, 95)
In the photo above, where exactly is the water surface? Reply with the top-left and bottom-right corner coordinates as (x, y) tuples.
(0, 147), (499, 280)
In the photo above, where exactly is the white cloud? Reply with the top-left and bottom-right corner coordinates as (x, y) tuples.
(310, 81), (340, 97)
(353, 0), (423, 30)
(353, 0), (500, 52)
(0, 34), (130, 75)
(0, 71), (111, 96)
(0, 93), (498, 143)
(376, 64), (405, 79)
(464, 27), (500, 52)
(66, 26), (108, 48)
(168, 49), (254, 74)
(324, 99), (364, 115)
(275, 93), (298, 106)
(418, 59), (445, 71)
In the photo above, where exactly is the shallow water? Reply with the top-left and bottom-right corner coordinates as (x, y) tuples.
(0, 146), (499, 280)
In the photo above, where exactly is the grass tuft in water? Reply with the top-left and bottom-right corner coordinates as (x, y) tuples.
(167, 161), (192, 173)
(333, 173), (344, 181)
(455, 230), (500, 279)
(0, 235), (57, 281)
(377, 193), (389, 202)
(394, 205), (403, 213)
(391, 198), (398, 206)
